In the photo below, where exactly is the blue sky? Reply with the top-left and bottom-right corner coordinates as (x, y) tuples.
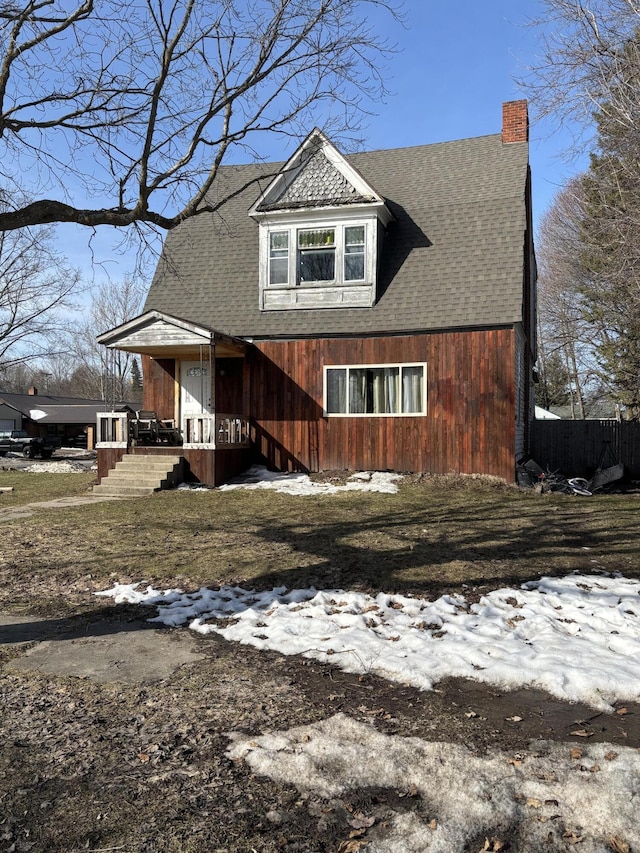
(58, 0), (588, 288)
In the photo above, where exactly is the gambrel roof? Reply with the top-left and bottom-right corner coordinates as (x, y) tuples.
(144, 131), (530, 338)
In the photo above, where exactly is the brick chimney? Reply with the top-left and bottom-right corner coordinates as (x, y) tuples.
(502, 100), (528, 144)
(28, 386), (37, 395)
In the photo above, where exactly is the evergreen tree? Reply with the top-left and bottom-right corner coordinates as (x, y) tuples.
(130, 358), (143, 404)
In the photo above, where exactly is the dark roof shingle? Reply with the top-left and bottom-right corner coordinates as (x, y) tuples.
(144, 132), (530, 338)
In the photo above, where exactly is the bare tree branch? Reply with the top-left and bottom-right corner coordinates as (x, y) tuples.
(518, 0), (640, 151)
(0, 0), (401, 233)
(0, 201), (81, 366)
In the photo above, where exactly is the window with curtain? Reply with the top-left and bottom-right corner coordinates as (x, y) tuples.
(266, 222), (371, 287)
(298, 228), (336, 282)
(324, 363), (426, 415)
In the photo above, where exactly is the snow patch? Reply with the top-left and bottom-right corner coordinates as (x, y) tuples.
(217, 465), (402, 495)
(96, 573), (640, 711)
(227, 713), (640, 852)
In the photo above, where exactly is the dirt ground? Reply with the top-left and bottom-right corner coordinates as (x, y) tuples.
(1, 472), (639, 852)
(1, 598), (638, 853)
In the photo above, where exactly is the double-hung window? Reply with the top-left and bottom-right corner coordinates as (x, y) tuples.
(324, 363), (426, 416)
(269, 232), (289, 285)
(267, 223), (368, 287)
(298, 228), (336, 282)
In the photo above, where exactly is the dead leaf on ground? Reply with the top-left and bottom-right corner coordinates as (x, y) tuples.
(570, 747), (583, 760)
(338, 840), (368, 853)
(563, 830), (584, 844)
(570, 729), (594, 738)
(526, 797), (542, 809)
(615, 707), (630, 716)
(482, 837), (507, 851)
(347, 811), (375, 830)
(604, 750), (619, 761)
(505, 715), (522, 722)
(609, 836), (630, 853)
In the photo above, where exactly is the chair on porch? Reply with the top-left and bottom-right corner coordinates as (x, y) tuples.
(129, 410), (164, 445)
(156, 417), (182, 445)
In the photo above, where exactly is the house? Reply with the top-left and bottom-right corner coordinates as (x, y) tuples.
(97, 100), (536, 486)
(0, 388), (114, 449)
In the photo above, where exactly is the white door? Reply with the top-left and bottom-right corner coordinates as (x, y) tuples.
(180, 361), (212, 418)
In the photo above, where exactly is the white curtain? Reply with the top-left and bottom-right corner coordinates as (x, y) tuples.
(349, 369), (367, 413)
(327, 369), (347, 413)
(402, 366), (423, 413)
(373, 367), (398, 413)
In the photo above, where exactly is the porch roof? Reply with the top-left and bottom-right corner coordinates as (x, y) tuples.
(97, 310), (247, 359)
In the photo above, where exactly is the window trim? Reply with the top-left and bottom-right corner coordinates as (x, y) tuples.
(323, 362), (427, 417)
(264, 219), (372, 289)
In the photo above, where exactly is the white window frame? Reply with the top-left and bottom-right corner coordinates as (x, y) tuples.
(323, 362), (427, 417)
(264, 218), (373, 289)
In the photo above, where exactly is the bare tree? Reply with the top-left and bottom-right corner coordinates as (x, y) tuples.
(536, 176), (596, 417)
(521, 0), (640, 143)
(0, 0), (399, 234)
(0, 211), (80, 370)
(74, 276), (146, 403)
(523, 8), (640, 415)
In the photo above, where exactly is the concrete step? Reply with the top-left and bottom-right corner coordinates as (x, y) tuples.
(97, 473), (174, 488)
(92, 483), (161, 497)
(115, 455), (182, 468)
(94, 454), (185, 497)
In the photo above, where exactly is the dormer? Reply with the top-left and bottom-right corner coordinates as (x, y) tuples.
(249, 129), (394, 311)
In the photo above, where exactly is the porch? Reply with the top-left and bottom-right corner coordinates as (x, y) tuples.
(96, 310), (253, 487)
(96, 411), (253, 488)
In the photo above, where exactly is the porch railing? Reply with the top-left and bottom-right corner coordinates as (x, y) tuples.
(96, 411), (250, 450)
(96, 411), (129, 448)
(182, 413), (250, 449)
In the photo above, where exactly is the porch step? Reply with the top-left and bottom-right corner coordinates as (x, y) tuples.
(93, 454), (184, 497)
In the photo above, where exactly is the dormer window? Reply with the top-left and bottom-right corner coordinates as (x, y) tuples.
(269, 232), (289, 285)
(250, 128), (394, 312)
(267, 222), (370, 292)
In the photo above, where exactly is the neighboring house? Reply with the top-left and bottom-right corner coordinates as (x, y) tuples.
(535, 406), (561, 420)
(549, 403), (621, 420)
(97, 100), (536, 486)
(0, 388), (113, 449)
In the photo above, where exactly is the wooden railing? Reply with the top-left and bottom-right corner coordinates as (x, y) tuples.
(96, 411), (250, 450)
(96, 411), (129, 448)
(181, 413), (250, 449)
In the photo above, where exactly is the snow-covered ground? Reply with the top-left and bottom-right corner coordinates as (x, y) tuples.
(97, 573), (640, 713)
(98, 572), (640, 851)
(218, 465), (403, 494)
(92, 464), (640, 850)
(0, 450), (96, 473)
(228, 714), (639, 853)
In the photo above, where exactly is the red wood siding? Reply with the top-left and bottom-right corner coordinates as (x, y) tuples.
(137, 330), (517, 482)
(215, 358), (244, 413)
(142, 356), (177, 421)
(97, 447), (126, 482)
(248, 330), (516, 481)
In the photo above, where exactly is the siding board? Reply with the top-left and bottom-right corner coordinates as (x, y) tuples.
(137, 330), (519, 482)
(250, 330), (516, 481)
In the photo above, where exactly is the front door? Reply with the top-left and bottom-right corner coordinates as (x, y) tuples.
(180, 360), (212, 419)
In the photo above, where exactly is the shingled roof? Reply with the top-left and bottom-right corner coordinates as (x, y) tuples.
(144, 131), (530, 339)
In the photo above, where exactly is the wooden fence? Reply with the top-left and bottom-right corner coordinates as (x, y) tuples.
(531, 420), (640, 479)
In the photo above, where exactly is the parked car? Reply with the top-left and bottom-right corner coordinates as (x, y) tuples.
(0, 430), (61, 459)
